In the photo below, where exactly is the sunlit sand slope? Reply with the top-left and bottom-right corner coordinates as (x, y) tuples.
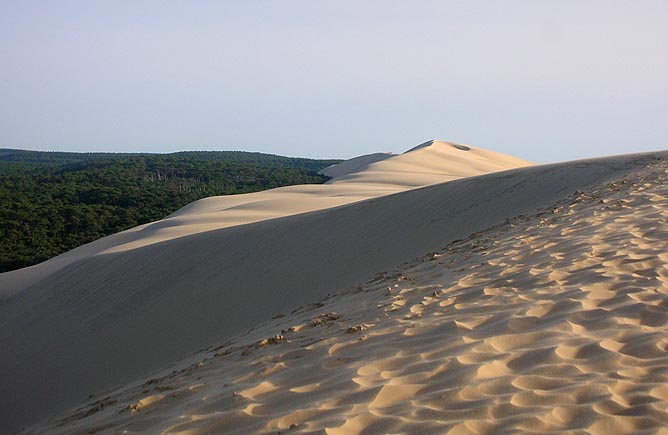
(25, 153), (668, 435)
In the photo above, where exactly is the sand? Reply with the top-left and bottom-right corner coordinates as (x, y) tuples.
(2, 141), (668, 434)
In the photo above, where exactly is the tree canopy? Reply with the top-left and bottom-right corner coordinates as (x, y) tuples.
(0, 149), (340, 272)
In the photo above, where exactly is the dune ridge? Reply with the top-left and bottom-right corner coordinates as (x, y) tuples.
(22, 153), (668, 434)
(1, 143), (665, 433)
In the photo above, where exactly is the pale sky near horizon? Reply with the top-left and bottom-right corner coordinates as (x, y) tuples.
(1, 1), (667, 162)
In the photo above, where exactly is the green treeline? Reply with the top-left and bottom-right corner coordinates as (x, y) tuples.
(0, 149), (340, 272)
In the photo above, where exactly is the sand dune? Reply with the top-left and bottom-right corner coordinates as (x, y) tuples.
(20, 150), (668, 435)
(0, 139), (531, 432)
(2, 142), (667, 434)
(108, 140), (531, 253)
(0, 140), (529, 300)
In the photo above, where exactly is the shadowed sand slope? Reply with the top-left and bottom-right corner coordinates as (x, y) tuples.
(1, 146), (665, 433)
(21, 152), (668, 435)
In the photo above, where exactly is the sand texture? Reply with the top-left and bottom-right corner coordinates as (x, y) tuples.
(2, 142), (668, 434)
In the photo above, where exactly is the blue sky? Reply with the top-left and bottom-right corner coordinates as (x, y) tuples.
(1, 1), (667, 162)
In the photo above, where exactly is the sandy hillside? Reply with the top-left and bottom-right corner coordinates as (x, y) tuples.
(3, 143), (668, 435)
(0, 140), (532, 433)
(23, 152), (668, 435)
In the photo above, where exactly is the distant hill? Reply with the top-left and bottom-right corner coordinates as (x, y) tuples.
(0, 149), (340, 272)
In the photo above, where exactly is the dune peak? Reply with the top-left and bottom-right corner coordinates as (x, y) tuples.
(403, 139), (471, 154)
